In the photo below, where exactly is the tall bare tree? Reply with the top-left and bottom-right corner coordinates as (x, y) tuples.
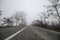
(13, 11), (27, 26)
(39, 0), (60, 25)
(45, 0), (60, 23)
(0, 11), (2, 20)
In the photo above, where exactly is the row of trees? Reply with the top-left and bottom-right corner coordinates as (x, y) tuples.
(40, 0), (60, 25)
(0, 11), (27, 27)
(32, 0), (60, 32)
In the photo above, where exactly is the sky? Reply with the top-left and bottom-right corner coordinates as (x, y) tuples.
(0, 0), (48, 25)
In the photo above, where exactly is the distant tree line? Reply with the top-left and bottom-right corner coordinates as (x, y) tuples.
(0, 11), (27, 27)
(32, 19), (60, 32)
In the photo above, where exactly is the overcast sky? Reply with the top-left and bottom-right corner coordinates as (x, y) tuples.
(0, 0), (49, 25)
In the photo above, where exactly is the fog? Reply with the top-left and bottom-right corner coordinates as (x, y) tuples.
(0, 0), (48, 25)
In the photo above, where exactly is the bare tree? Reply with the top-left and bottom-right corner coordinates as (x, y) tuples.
(44, 0), (60, 23)
(0, 11), (2, 16)
(39, 0), (60, 25)
(2, 17), (13, 26)
(13, 11), (27, 26)
(0, 11), (2, 20)
(0, 11), (3, 26)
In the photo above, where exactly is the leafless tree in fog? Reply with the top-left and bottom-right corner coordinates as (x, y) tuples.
(1, 17), (13, 26)
(39, 0), (60, 25)
(44, 0), (60, 23)
(0, 11), (2, 16)
(13, 11), (27, 26)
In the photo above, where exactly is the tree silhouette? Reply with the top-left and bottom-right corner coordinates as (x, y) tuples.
(2, 17), (13, 26)
(13, 11), (27, 26)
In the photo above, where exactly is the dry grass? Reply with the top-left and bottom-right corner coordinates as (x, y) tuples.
(0, 26), (24, 40)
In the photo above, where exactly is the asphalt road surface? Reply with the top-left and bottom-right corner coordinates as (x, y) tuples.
(5, 26), (60, 40)
(1, 26), (60, 40)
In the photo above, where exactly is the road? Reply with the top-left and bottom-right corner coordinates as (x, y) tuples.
(3, 26), (60, 40)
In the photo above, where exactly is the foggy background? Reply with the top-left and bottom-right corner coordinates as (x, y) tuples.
(0, 0), (48, 25)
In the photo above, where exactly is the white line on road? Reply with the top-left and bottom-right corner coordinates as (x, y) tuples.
(4, 26), (28, 40)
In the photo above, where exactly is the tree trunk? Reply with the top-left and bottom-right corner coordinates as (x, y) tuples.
(55, 7), (60, 23)
(16, 22), (17, 26)
(55, 7), (60, 18)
